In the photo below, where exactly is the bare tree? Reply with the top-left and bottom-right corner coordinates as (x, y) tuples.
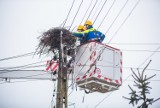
(123, 60), (160, 108)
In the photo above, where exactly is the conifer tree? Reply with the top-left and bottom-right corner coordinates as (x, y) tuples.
(123, 60), (160, 108)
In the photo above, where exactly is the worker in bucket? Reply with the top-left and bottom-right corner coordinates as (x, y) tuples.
(73, 20), (105, 44)
(76, 25), (86, 44)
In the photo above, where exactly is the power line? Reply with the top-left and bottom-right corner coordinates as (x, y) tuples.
(125, 79), (160, 82)
(138, 46), (160, 68)
(72, 46), (160, 52)
(107, 0), (141, 43)
(94, 91), (113, 108)
(109, 43), (160, 45)
(85, 0), (98, 21)
(0, 65), (46, 76)
(80, 0), (94, 24)
(0, 52), (34, 62)
(0, 64), (46, 75)
(97, 0), (116, 29)
(120, 49), (160, 53)
(69, 0), (84, 30)
(62, 0), (76, 27)
(0, 79), (47, 85)
(0, 61), (46, 70)
(0, 72), (51, 83)
(1, 65), (160, 76)
(90, 0), (103, 21)
(93, 0), (108, 25)
(0, 50), (47, 62)
(105, 0), (129, 35)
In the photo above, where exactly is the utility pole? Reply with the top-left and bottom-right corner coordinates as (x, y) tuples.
(56, 30), (68, 108)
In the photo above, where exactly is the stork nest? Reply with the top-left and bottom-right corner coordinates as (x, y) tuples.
(37, 27), (76, 54)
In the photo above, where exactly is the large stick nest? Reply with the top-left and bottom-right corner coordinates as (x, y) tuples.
(37, 27), (76, 54)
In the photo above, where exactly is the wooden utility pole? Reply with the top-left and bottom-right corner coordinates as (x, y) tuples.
(56, 30), (68, 108)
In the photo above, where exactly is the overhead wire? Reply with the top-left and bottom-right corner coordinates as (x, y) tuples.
(85, 0), (98, 21)
(0, 50), (48, 62)
(62, 0), (76, 28)
(109, 43), (160, 45)
(97, 0), (116, 29)
(90, 0), (103, 21)
(0, 52), (35, 62)
(69, 0), (84, 30)
(107, 0), (141, 43)
(80, 0), (94, 24)
(120, 49), (160, 53)
(92, 0), (108, 25)
(0, 67), (46, 73)
(125, 79), (160, 82)
(0, 79), (46, 85)
(0, 72), (51, 81)
(67, 45), (160, 53)
(138, 46), (160, 68)
(0, 61), (46, 70)
(105, 0), (129, 35)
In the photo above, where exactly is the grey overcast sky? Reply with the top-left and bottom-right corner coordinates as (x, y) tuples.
(0, 0), (160, 108)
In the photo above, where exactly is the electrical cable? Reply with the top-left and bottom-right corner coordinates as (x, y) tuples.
(0, 50), (47, 62)
(90, 0), (103, 21)
(92, 0), (108, 25)
(0, 79), (46, 85)
(0, 64), (46, 75)
(125, 80), (160, 82)
(68, 46), (160, 52)
(0, 72), (50, 80)
(80, 0), (94, 24)
(97, 0), (116, 29)
(107, 0), (141, 43)
(0, 61), (46, 70)
(85, 0), (98, 21)
(0, 52), (34, 62)
(120, 49), (160, 52)
(69, 0), (84, 30)
(109, 43), (160, 45)
(62, 0), (76, 27)
(105, 0), (129, 35)
(138, 46), (160, 68)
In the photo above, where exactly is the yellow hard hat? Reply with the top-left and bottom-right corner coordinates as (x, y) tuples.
(85, 20), (92, 26)
(77, 25), (85, 30)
